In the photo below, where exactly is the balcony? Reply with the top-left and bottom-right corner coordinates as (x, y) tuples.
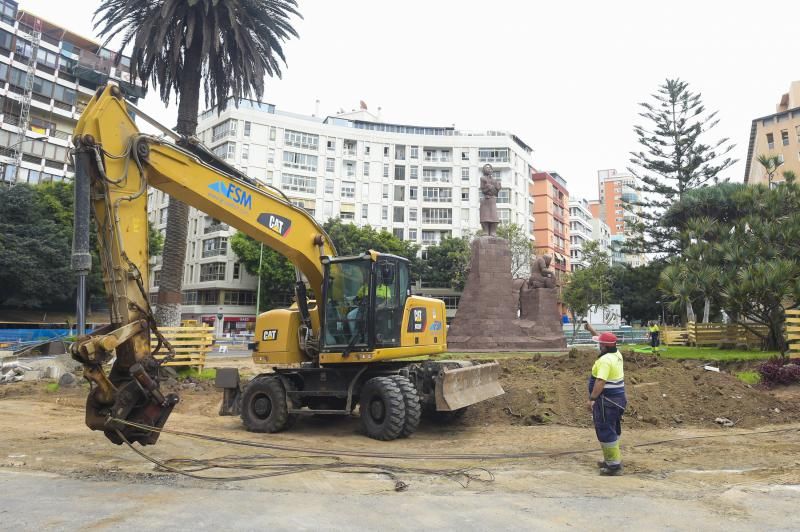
(204, 223), (229, 234)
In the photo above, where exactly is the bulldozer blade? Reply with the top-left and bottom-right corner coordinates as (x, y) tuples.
(435, 361), (504, 411)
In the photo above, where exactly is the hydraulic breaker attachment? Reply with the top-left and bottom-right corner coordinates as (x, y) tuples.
(434, 361), (504, 411)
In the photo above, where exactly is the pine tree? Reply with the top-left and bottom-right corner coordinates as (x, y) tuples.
(627, 79), (736, 254)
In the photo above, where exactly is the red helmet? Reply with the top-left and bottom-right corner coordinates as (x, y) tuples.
(592, 332), (618, 346)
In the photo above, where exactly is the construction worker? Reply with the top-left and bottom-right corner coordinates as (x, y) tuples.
(649, 320), (661, 353)
(584, 322), (627, 476)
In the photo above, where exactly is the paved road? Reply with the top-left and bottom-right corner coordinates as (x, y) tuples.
(2, 470), (798, 531)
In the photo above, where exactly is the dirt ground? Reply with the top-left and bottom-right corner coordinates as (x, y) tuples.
(1, 352), (799, 525)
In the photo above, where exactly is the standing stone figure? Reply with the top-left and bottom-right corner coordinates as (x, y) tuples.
(479, 164), (502, 236)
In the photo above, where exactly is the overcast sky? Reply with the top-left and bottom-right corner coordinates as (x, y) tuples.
(19, 0), (800, 200)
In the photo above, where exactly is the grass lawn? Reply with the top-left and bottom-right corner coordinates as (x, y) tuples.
(176, 367), (217, 380)
(625, 344), (778, 362)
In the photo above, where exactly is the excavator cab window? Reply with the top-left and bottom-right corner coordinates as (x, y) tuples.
(373, 259), (402, 348)
(322, 258), (372, 349)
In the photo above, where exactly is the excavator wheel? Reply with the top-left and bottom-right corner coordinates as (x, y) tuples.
(359, 376), (406, 441)
(240, 376), (294, 433)
(390, 375), (421, 438)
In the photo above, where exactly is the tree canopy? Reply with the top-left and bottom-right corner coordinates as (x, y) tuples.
(561, 241), (612, 339)
(628, 78), (736, 254)
(660, 180), (800, 351)
(0, 182), (103, 310)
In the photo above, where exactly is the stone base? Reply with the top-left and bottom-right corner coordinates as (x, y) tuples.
(447, 237), (566, 351)
(518, 287), (567, 348)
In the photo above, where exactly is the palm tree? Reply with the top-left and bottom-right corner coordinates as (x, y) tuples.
(95, 0), (301, 325)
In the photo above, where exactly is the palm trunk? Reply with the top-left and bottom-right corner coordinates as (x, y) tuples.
(685, 300), (696, 323)
(702, 297), (710, 323)
(154, 39), (204, 326)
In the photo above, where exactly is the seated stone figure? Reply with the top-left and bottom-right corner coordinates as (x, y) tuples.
(527, 254), (556, 289)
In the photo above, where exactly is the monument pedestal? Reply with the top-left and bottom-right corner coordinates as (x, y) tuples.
(447, 237), (566, 351)
(519, 287), (567, 348)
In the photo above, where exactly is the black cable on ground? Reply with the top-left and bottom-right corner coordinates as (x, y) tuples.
(112, 418), (800, 462)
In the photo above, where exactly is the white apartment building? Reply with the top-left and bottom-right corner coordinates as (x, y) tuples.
(148, 99), (535, 329)
(591, 217), (612, 262)
(568, 198), (593, 271)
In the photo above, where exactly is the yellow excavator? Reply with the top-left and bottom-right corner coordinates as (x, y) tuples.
(69, 85), (502, 444)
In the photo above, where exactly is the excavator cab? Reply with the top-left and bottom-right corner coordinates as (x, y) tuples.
(320, 253), (410, 353)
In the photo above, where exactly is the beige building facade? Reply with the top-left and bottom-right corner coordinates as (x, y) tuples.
(745, 81), (800, 186)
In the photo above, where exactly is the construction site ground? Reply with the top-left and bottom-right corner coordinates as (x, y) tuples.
(2, 350), (799, 530)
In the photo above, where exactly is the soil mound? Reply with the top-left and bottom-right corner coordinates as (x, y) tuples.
(465, 350), (798, 429)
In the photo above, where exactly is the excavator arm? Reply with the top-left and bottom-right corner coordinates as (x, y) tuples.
(69, 85), (335, 445)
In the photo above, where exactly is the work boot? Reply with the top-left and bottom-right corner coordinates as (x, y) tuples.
(597, 461), (607, 468)
(599, 464), (623, 476)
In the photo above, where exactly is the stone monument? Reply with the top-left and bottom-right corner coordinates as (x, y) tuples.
(518, 254), (567, 347)
(447, 168), (566, 351)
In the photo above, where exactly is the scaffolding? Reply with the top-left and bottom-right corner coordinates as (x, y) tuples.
(12, 18), (42, 182)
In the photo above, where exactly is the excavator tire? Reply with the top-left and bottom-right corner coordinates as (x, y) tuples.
(390, 375), (421, 438)
(359, 376), (406, 441)
(240, 376), (293, 433)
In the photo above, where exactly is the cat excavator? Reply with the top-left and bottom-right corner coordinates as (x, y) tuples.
(69, 84), (503, 444)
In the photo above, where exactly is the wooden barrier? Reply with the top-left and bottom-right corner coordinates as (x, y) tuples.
(686, 322), (768, 348)
(151, 325), (213, 371)
(785, 309), (800, 358)
(662, 326), (688, 346)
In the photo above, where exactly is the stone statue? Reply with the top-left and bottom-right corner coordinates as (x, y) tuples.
(479, 164), (502, 236)
(527, 254), (556, 289)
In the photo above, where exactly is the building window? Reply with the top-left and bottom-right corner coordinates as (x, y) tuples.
(409, 187), (418, 200)
(212, 142), (236, 160)
(364, 143), (371, 156)
(394, 185), (405, 201)
(326, 157), (335, 172)
(200, 262), (226, 282)
(153, 270), (161, 287)
(767, 133), (775, 150)
(423, 187), (452, 203)
(394, 165), (406, 180)
(364, 162), (370, 176)
(212, 119), (237, 142)
(202, 237), (228, 257)
(409, 228), (417, 241)
(281, 173), (317, 194)
(410, 166), (418, 179)
(343, 160), (355, 178)
(159, 207), (168, 224)
(395, 145), (406, 160)
(267, 149), (275, 164)
(361, 183), (369, 199)
(361, 204), (368, 219)
(244, 121), (251, 137)
(498, 209), (511, 224)
(382, 206), (389, 221)
(461, 188), (469, 201)
(422, 208), (452, 224)
(383, 164), (390, 178)
(781, 129), (790, 146)
(325, 179), (334, 194)
(796, 125), (800, 143)
(478, 148), (509, 163)
(409, 207), (418, 222)
(270, 127), (276, 141)
(393, 228), (404, 240)
(241, 144), (249, 162)
(393, 207), (405, 223)
(282, 129), (318, 150)
(461, 150), (469, 161)
(410, 146), (419, 159)
(224, 290), (256, 306)
(233, 262), (241, 280)
(341, 181), (356, 198)
(282, 151), (318, 172)
(461, 168), (470, 181)
(461, 208), (470, 221)
(343, 139), (356, 156)
(341, 211), (355, 221)
(383, 146), (390, 158)
(497, 189), (510, 203)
